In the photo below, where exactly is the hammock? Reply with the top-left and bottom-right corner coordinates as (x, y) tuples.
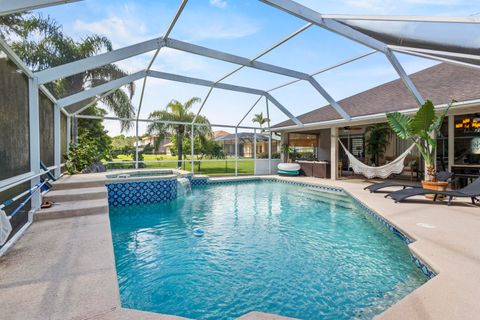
(338, 139), (416, 179)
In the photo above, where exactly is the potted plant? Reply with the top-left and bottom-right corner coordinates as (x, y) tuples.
(386, 99), (454, 191)
(281, 143), (293, 163)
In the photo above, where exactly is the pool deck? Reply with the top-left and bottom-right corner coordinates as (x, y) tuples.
(0, 173), (479, 319)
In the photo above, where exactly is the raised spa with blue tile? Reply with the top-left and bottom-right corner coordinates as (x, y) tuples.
(108, 180), (428, 320)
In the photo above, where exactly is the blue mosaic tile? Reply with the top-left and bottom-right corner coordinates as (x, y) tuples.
(107, 179), (177, 207)
(412, 254), (436, 278)
(191, 177), (208, 187)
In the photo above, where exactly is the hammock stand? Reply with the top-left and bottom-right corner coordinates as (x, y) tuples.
(338, 139), (416, 179)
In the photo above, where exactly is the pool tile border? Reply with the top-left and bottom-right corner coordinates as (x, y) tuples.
(106, 179), (177, 207)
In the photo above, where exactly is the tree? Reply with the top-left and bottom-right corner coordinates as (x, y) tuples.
(3, 13), (135, 131)
(146, 98), (211, 167)
(365, 124), (391, 166)
(183, 135), (224, 171)
(65, 105), (112, 173)
(111, 135), (136, 158)
(252, 112), (270, 129)
(386, 100), (454, 182)
(0, 14), (60, 41)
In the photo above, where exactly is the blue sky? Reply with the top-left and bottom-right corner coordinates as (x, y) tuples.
(34, 0), (479, 136)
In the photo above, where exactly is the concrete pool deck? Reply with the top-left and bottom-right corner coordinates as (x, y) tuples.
(0, 173), (479, 319)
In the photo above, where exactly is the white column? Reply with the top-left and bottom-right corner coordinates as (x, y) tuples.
(448, 115), (454, 171)
(72, 115), (78, 144)
(235, 127), (238, 176)
(330, 127), (338, 180)
(191, 124), (194, 173)
(134, 120), (139, 169)
(281, 133), (288, 162)
(53, 103), (61, 178)
(29, 78), (41, 211)
(268, 131), (272, 174)
(253, 128), (257, 175)
(66, 115), (71, 151)
(266, 98), (272, 174)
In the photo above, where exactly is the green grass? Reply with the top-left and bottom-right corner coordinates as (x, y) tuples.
(108, 154), (254, 176)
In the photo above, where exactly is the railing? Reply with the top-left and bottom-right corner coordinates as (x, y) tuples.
(0, 164), (64, 256)
(103, 159), (280, 176)
(0, 164), (64, 194)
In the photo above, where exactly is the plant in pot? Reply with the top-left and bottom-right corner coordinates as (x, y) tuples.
(386, 99), (454, 191)
(281, 143), (294, 163)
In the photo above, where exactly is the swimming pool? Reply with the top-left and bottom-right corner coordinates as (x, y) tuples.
(109, 180), (428, 320)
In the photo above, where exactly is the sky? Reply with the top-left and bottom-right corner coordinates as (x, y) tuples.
(32, 0), (480, 136)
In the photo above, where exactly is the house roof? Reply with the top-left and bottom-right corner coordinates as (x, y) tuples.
(211, 130), (231, 139)
(272, 63), (480, 129)
(215, 132), (270, 142)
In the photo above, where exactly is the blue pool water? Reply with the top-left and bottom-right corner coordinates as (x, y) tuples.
(109, 181), (427, 320)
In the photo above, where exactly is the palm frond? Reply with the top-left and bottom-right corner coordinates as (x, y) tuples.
(101, 89), (135, 132)
(386, 112), (412, 140)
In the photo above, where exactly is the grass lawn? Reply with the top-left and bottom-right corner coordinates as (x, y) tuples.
(108, 154), (255, 176)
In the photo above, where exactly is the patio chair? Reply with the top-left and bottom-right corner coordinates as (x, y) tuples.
(364, 171), (453, 193)
(386, 176), (480, 206)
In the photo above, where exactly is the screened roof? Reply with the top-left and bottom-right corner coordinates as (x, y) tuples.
(341, 20), (480, 66)
(1, 0), (479, 135)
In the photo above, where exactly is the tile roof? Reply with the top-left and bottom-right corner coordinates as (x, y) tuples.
(273, 63), (480, 128)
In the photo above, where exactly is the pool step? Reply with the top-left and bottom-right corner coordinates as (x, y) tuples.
(43, 186), (107, 202)
(303, 188), (353, 202)
(301, 189), (356, 210)
(35, 198), (108, 221)
(50, 177), (106, 190)
(305, 188), (349, 201)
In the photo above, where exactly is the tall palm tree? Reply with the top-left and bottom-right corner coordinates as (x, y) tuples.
(146, 98), (211, 167)
(252, 112), (270, 128)
(3, 13), (135, 131)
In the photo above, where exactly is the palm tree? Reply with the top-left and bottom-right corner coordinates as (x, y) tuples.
(252, 112), (270, 129)
(0, 14), (60, 40)
(146, 98), (211, 168)
(3, 14), (135, 131)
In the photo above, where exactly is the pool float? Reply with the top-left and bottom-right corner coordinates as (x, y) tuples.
(193, 228), (205, 237)
(277, 163), (300, 176)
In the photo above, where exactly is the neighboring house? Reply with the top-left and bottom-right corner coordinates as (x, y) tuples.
(272, 63), (480, 178)
(136, 134), (171, 154)
(210, 130), (230, 140)
(215, 132), (279, 157)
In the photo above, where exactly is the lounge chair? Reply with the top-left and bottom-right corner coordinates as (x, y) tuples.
(386, 176), (480, 206)
(364, 171), (453, 193)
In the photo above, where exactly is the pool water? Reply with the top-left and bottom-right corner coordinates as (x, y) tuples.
(109, 181), (427, 320)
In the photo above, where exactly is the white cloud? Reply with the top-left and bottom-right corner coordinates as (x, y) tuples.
(73, 6), (149, 48)
(154, 48), (211, 73)
(209, 0), (227, 9)
(177, 13), (260, 41)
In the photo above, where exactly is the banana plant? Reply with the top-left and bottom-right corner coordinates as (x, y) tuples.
(386, 99), (454, 182)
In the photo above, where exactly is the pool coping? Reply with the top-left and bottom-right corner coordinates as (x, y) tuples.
(2, 173), (480, 319)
